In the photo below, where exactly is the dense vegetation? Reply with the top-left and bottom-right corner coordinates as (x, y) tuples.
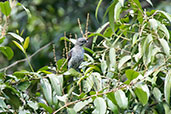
(0, 0), (171, 113)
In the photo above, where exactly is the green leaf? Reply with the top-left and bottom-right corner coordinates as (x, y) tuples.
(17, 81), (30, 92)
(149, 19), (158, 31)
(3, 87), (22, 109)
(109, 47), (116, 71)
(9, 32), (24, 42)
(84, 74), (94, 92)
(134, 84), (150, 105)
(40, 78), (53, 105)
(73, 98), (92, 112)
(152, 87), (162, 102)
(132, 33), (139, 47)
(52, 92), (59, 106)
(107, 99), (119, 114)
(39, 103), (53, 113)
(159, 38), (170, 57)
(125, 69), (139, 81)
(13, 40), (25, 53)
(101, 53), (107, 75)
(118, 55), (131, 69)
(109, 4), (115, 32)
(13, 70), (30, 79)
(95, 0), (103, 22)
(146, 0), (153, 6)
(0, 97), (7, 109)
(56, 94), (68, 103)
(93, 97), (106, 114)
(28, 101), (38, 110)
(64, 68), (81, 77)
(0, 46), (14, 60)
(57, 58), (67, 72)
(163, 103), (171, 114)
(158, 22), (170, 41)
(114, 2), (122, 21)
(115, 90), (128, 109)
(67, 108), (76, 114)
(0, 1), (11, 16)
(158, 10), (171, 23)
(17, 3), (31, 18)
(164, 70), (171, 104)
(23, 37), (30, 50)
(107, 92), (117, 105)
(84, 47), (94, 54)
(0, 37), (5, 44)
(119, 0), (124, 6)
(48, 74), (63, 96)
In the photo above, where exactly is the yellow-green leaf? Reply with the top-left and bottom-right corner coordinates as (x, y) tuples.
(23, 37), (30, 50)
(0, 1), (11, 16)
(13, 40), (24, 53)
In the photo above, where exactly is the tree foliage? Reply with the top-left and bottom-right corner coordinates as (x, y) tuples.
(0, 0), (171, 113)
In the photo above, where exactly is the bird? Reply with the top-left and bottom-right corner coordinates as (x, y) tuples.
(68, 37), (87, 71)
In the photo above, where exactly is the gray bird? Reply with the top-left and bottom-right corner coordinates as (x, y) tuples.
(68, 37), (87, 71)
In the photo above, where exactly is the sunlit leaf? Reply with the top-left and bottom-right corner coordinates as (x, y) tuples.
(93, 97), (106, 114)
(149, 19), (158, 31)
(132, 33), (139, 47)
(109, 47), (116, 71)
(40, 78), (53, 105)
(158, 23), (170, 41)
(114, 2), (122, 21)
(119, 0), (124, 6)
(48, 74), (63, 96)
(146, 0), (153, 6)
(115, 90), (128, 109)
(152, 87), (162, 102)
(67, 108), (76, 114)
(73, 98), (92, 112)
(28, 101), (38, 110)
(164, 70), (171, 104)
(0, 97), (7, 109)
(56, 94), (68, 103)
(159, 38), (170, 57)
(23, 37), (30, 50)
(0, 1), (11, 16)
(13, 40), (25, 53)
(9, 32), (24, 42)
(158, 10), (171, 23)
(118, 55), (131, 69)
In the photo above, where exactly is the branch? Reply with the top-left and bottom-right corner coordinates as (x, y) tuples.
(52, 86), (123, 114)
(0, 42), (52, 72)
(52, 65), (163, 114)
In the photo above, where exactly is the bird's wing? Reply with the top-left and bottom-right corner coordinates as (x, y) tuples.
(67, 49), (72, 61)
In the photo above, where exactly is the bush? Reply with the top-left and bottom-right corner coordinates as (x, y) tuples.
(0, 0), (171, 113)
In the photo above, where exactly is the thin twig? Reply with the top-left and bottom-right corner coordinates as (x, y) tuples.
(52, 64), (164, 114)
(0, 42), (52, 72)
(77, 18), (84, 37)
(85, 13), (89, 39)
(53, 44), (58, 74)
(64, 32), (68, 58)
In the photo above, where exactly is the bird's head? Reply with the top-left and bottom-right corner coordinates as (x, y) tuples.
(75, 37), (88, 46)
